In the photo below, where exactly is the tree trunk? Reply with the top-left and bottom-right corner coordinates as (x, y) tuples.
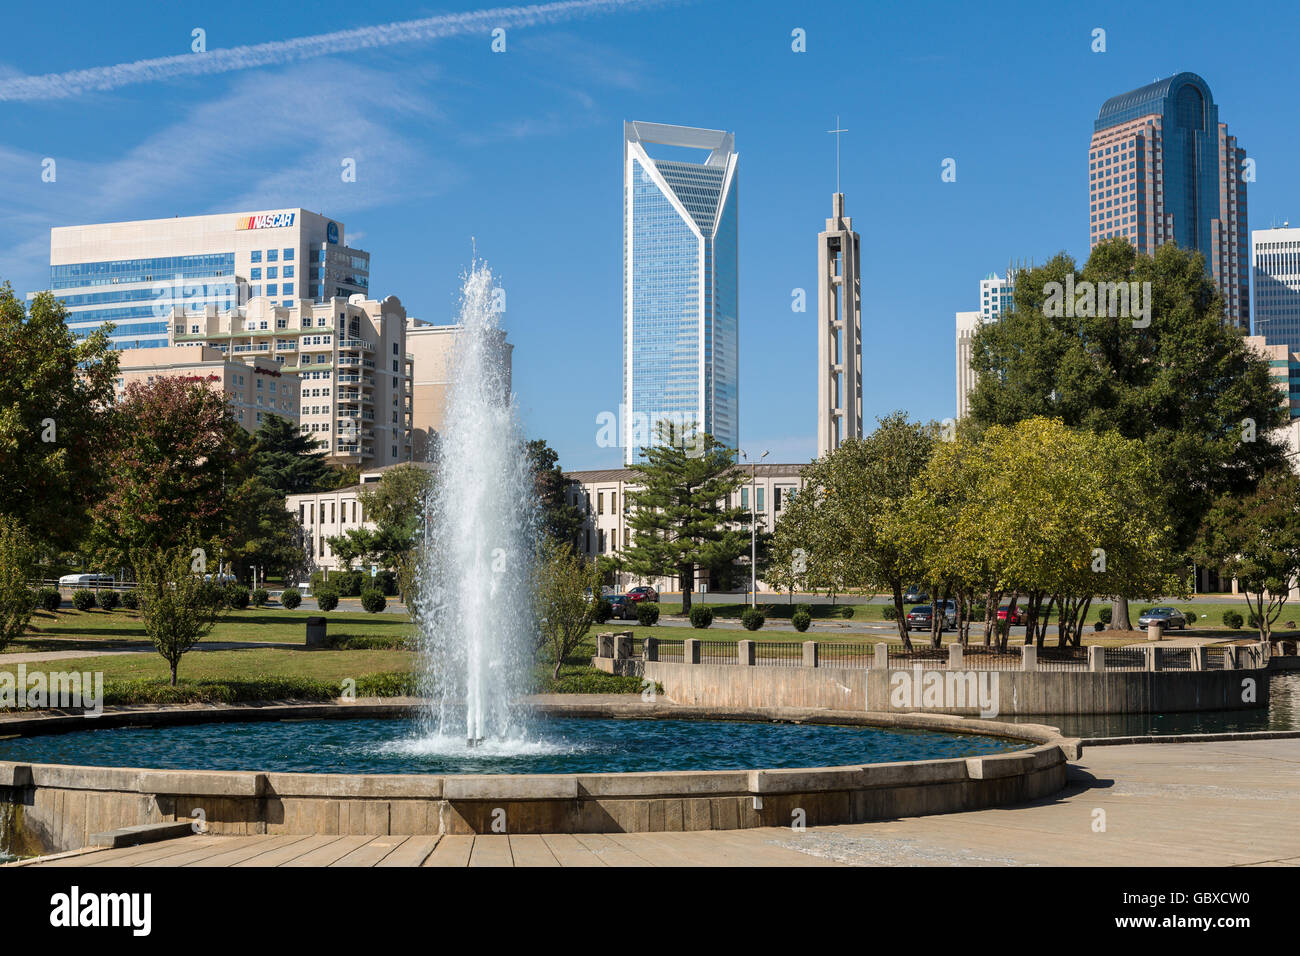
(552, 658), (563, 681)
(681, 565), (692, 615)
(1112, 596), (1133, 631)
(170, 660), (179, 687)
(892, 580), (912, 651)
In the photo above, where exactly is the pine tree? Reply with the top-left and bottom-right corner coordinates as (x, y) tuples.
(620, 426), (750, 614)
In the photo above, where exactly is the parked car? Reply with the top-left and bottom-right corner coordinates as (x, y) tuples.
(997, 605), (1027, 626)
(1136, 607), (1187, 630)
(905, 605), (934, 631)
(58, 573), (115, 588)
(627, 586), (659, 603)
(903, 586), (929, 603)
(607, 594), (634, 620)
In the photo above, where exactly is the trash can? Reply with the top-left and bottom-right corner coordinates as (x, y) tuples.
(306, 616), (328, 648)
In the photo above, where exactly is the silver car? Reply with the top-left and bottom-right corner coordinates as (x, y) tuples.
(1136, 607), (1187, 629)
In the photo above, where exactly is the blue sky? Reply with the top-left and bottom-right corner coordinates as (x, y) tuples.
(3, 0), (1299, 470)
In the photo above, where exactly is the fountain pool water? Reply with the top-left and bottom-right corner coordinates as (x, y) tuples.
(410, 261), (537, 752)
(0, 717), (1028, 775)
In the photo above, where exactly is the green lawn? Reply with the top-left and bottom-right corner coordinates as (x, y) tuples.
(8, 606), (413, 653)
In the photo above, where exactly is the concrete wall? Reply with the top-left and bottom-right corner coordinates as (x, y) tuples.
(0, 700), (1074, 856)
(644, 662), (1269, 716)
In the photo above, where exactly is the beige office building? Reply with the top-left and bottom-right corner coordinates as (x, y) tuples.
(405, 317), (514, 461)
(113, 345), (298, 433)
(563, 464), (808, 594)
(167, 294), (412, 467)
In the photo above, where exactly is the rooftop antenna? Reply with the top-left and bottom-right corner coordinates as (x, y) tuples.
(827, 116), (847, 194)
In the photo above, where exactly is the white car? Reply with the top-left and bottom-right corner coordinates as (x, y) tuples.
(58, 573), (114, 588)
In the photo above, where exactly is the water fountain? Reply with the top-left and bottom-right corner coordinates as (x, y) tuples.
(410, 260), (538, 751)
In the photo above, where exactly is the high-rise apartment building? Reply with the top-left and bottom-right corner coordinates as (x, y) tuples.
(955, 311), (981, 420)
(1253, 225), (1300, 350)
(622, 121), (738, 464)
(1089, 72), (1249, 328)
(956, 268), (1018, 419)
(816, 193), (863, 459)
(980, 272), (1014, 321)
(168, 294), (411, 468)
(38, 209), (370, 349)
(405, 317), (513, 461)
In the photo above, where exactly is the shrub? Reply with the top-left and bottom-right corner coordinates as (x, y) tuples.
(794, 603), (812, 617)
(280, 587), (302, 610)
(375, 569), (398, 596)
(36, 587), (61, 612)
(840, 605), (855, 619)
(95, 589), (119, 611)
(1185, 609), (1199, 628)
(1223, 609), (1244, 629)
(323, 634), (412, 651)
(360, 589), (387, 613)
(121, 589), (139, 610)
(223, 585), (250, 610)
(1093, 620), (1104, 631)
(882, 604), (898, 621)
(635, 601), (660, 627)
(1098, 605), (1112, 625)
(792, 609), (811, 632)
(315, 588), (339, 612)
(72, 589), (96, 611)
(251, 588), (269, 607)
(592, 598), (612, 625)
(689, 605), (714, 629)
(1247, 612), (1259, 629)
(741, 607), (765, 631)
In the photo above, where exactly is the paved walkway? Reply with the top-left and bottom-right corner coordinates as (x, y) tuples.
(14, 738), (1298, 867)
(1, 641), (301, 664)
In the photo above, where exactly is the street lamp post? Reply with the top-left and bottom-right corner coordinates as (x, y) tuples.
(740, 449), (769, 608)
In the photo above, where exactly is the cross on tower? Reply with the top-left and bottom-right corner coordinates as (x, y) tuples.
(827, 116), (848, 193)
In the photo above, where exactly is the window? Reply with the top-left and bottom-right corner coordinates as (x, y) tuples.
(284, 283), (294, 295)
(251, 268), (262, 280)
(283, 248), (295, 261)
(283, 265), (294, 278)
(267, 249), (278, 262)
(267, 267), (278, 279)
(393, 343), (399, 355)
(741, 487), (749, 509)
(251, 251), (262, 263)
(598, 492), (604, 515)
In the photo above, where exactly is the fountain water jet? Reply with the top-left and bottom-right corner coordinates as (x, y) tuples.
(411, 260), (537, 752)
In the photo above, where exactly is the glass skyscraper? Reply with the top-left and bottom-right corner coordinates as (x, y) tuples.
(623, 121), (738, 464)
(1089, 72), (1249, 328)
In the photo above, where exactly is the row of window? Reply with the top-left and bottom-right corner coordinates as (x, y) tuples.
(250, 249), (295, 263)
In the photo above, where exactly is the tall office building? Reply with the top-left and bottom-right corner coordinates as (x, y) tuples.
(955, 311), (981, 420)
(979, 272), (1015, 321)
(622, 121), (738, 464)
(816, 193), (863, 459)
(1089, 72), (1249, 328)
(1253, 226), (1300, 350)
(38, 209), (370, 349)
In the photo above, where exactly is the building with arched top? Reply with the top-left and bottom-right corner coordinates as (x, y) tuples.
(1089, 72), (1249, 329)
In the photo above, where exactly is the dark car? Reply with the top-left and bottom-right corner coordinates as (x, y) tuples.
(905, 605), (935, 631)
(1137, 607), (1187, 630)
(607, 594), (634, 620)
(627, 586), (659, 603)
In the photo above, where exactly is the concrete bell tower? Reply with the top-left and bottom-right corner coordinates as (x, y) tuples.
(817, 192), (863, 459)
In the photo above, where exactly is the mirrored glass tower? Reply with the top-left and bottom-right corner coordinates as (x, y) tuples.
(623, 121), (738, 464)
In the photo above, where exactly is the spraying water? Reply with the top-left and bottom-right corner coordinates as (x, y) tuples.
(411, 261), (537, 750)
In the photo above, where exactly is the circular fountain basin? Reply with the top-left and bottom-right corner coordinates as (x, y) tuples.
(0, 714), (1025, 775)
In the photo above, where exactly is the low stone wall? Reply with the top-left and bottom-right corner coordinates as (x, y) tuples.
(0, 699), (1074, 855)
(643, 661), (1267, 716)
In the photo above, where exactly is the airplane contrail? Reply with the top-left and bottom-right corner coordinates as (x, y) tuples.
(0, 0), (661, 102)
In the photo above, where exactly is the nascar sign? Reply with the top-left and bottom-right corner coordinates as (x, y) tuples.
(237, 211), (296, 230)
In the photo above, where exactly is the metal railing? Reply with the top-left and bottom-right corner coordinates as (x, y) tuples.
(1160, 647), (1194, 671)
(1035, 646), (1089, 671)
(699, 641), (737, 665)
(816, 643), (874, 669)
(753, 642), (803, 667)
(655, 640), (684, 664)
(1104, 645), (1148, 671)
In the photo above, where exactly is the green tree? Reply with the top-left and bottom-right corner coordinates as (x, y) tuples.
(969, 240), (1288, 626)
(0, 516), (37, 653)
(91, 377), (251, 572)
(328, 463), (434, 571)
(534, 536), (604, 680)
(620, 425), (750, 615)
(0, 284), (118, 551)
(132, 540), (226, 685)
(527, 439), (585, 549)
(251, 413), (334, 496)
(1194, 470), (1300, 641)
(771, 412), (939, 648)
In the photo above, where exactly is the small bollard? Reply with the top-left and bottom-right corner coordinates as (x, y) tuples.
(305, 616), (327, 648)
(1147, 621), (1164, 642)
